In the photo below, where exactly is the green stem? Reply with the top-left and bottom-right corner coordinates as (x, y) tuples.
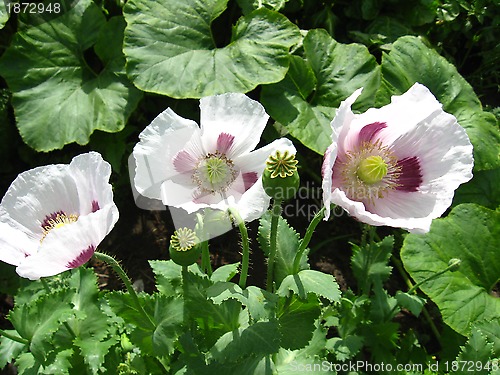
(406, 259), (461, 294)
(229, 208), (250, 289)
(292, 206), (326, 273)
(196, 214), (212, 276)
(0, 329), (29, 345)
(266, 199), (282, 292)
(392, 256), (442, 343)
(93, 251), (156, 330)
(182, 265), (189, 327)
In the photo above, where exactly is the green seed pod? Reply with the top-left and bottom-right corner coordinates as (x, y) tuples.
(262, 150), (300, 201)
(169, 227), (201, 267)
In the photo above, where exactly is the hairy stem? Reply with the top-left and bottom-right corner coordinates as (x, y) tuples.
(93, 251), (155, 330)
(267, 199), (282, 292)
(229, 208), (250, 289)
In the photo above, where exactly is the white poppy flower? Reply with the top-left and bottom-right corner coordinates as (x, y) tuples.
(0, 152), (119, 280)
(322, 83), (473, 233)
(132, 93), (295, 222)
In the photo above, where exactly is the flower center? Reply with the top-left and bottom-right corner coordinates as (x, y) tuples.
(41, 213), (78, 243)
(192, 152), (237, 194)
(170, 228), (198, 252)
(338, 141), (401, 203)
(357, 155), (388, 185)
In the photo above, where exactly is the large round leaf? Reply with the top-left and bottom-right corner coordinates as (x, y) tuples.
(123, 0), (300, 98)
(401, 204), (500, 336)
(261, 29), (380, 154)
(0, 0), (143, 151)
(378, 36), (500, 171)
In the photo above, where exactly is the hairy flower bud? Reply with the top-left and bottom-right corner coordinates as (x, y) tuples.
(262, 150), (300, 201)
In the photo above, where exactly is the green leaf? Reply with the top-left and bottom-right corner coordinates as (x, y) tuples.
(395, 291), (426, 317)
(15, 353), (40, 375)
(456, 329), (494, 375)
(123, 0), (300, 98)
(0, 2), (142, 151)
(9, 289), (75, 364)
(326, 335), (364, 361)
(261, 28), (380, 154)
(277, 270), (341, 302)
(208, 321), (280, 361)
(278, 296), (321, 350)
(351, 236), (394, 294)
(0, 2), (8, 28)
(453, 167), (500, 209)
(207, 283), (278, 321)
(210, 263), (241, 283)
(236, 0), (289, 14)
(401, 204), (500, 336)
(258, 211), (309, 286)
(0, 333), (26, 368)
(150, 260), (203, 297)
(379, 36), (500, 171)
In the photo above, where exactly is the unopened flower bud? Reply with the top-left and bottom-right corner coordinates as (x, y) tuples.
(262, 150), (300, 201)
(169, 227), (201, 266)
(448, 258), (461, 272)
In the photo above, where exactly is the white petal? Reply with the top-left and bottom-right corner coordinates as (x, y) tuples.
(199, 93), (269, 158)
(232, 179), (271, 222)
(321, 143), (337, 221)
(347, 83), (443, 149)
(16, 204), (118, 280)
(69, 152), (114, 215)
(0, 218), (36, 265)
(1, 164), (79, 237)
(331, 88), (363, 155)
(133, 108), (203, 200)
(330, 189), (434, 233)
(234, 138), (296, 176)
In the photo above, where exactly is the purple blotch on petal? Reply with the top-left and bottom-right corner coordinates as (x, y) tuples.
(91, 200), (100, 213)
(66, 245), (95, 269)
(358, 122), (387, 145)
(174, 150), (198, 173)
(216, 133), (235, 155)
(396, 156), (423, 192)
(41, 211), (65, 228)
(242, 172), (258, 191)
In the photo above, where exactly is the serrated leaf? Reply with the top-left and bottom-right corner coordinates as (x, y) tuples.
(15, 352), (40, 375)
(261, 28), (380, 154)
(0, 2), (142, 151)
(9, 289), (75, 364)
(273, 347), (325, 375)
(207, 283), (278, 322)
(370, 282), (398, 322)
(401, 204), (500, 336)
(210, 263), (241, 283)
(123, 1), (300, 98)
(379, 36), (500, 171)
(277, 270), (341, 302)
(0, 333), (26, 368)
(258, 211), (309, 286)
(107, 292), (183, 356)
(0, 2), (8, 28)
(278, 296), (321, 350)
(326, 336), (364, 361)
(351, 236), (394, 294)
(456, 329), (494, 375)
(40, 348), (74, 375)
(150, 260), (203, 297)
(208, 321), (280, 361)
(395, 291), (426, 317)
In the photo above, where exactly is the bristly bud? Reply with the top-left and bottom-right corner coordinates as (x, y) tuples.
(262, 150), (300, 201)
(169, 227), (201, 266)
